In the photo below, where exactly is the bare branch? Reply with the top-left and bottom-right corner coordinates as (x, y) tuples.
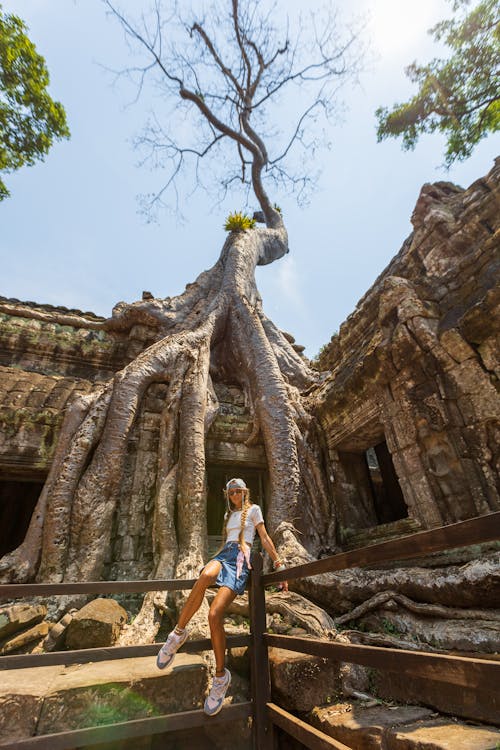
(191, 21), (243, 97)
(269, 99), (326, 165)
(104, 1), (184, 89)
(231, 0), (252, 94)
(105, 0), (364, 222)
(179, 86), (258, 157)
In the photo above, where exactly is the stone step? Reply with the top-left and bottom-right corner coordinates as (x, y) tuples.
(308, 702), (500, 750)
(370, 664), (499, 726)
(0, 654), (208, 744)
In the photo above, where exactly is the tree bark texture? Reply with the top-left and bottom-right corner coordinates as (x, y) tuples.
(0, 225), (333, 623)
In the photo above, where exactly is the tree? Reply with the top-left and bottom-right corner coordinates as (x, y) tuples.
(0, 5), (70, 200)
(105, 0), (363, 219)
(0, 0), (363, 638)
(376, 0), (500, 166)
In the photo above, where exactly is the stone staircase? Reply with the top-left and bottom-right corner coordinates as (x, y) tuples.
(1, 640), (499, 749)
(306, 703), (500, 750)
(0, 654), (204, 738)
(268, 646), (500, 750)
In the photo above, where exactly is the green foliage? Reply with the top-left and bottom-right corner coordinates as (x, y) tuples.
(0, 5), (70, 199)
(224, 211), (257, 231)
(381, 618), (401, 636)
(376, 0), (500, 166)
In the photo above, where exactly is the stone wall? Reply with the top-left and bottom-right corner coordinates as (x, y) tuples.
(313, 159), (500, 543)
(0, 299), (125, 480)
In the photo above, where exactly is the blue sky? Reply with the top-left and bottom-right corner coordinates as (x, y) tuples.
(1, 0), (497, 357)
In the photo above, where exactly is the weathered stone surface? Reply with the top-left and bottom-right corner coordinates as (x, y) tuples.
(0, 299), (123, 381)
(65, 598), (128, 649)
(0, 603), (47, 640)
(1, 620), (50, 654)
(0, 654), (207, 742)
(227, 645), (250, 678)
(0, 366), (94, 475)
(0, 663), (61, 741)
(269, 647), (343, 711)
(313, 160), (500, 538)
(42, 610), (75, 651)
(309, 703), (435, 750)
(371, 669), (500, 727)
(387, 718), (500, 749)
(37, 655), (205, 733)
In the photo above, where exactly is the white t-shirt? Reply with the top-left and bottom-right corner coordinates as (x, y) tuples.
(226, 504), (264, 545)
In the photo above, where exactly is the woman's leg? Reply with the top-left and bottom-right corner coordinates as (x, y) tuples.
(177, 560), (221, 629)
(208, 585), (237, 675)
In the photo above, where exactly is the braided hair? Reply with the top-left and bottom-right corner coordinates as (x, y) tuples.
(237, 489), (252, 555)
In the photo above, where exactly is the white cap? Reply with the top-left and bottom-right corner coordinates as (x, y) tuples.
(226, 477), (247, 491)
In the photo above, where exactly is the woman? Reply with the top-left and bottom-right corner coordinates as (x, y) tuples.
(156, 477), (287, 716)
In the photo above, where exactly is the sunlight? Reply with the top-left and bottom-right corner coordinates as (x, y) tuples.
(367, 0), (446, 58)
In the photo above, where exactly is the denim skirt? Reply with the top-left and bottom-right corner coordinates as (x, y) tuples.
(210, 542), (250, 596)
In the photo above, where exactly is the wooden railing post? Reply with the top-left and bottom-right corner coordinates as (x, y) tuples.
(249, 552), (274, 750)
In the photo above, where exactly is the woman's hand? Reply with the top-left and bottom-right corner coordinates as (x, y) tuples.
(273, 562), (288, 593)
(255, 523), (288, 592)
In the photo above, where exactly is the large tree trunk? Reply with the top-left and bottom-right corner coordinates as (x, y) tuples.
(0, 222), (332, 626)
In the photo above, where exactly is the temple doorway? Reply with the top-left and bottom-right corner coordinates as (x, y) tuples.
(0, 478), (44, 557)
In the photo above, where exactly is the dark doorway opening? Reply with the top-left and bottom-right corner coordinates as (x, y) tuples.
(0, 479), (44, 557)
(206, 466), (266, 557)
(366, 442), (408, 525)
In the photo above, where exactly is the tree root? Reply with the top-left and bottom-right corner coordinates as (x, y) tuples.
(273, 521), (500, 611)
(205, 588), (335, 638)
(117, 591), (163, 646)
(338, 628), (436, 653)
(334, 590), (500, 626)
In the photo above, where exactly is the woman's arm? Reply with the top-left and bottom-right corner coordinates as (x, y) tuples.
(256, 522), (288, 592)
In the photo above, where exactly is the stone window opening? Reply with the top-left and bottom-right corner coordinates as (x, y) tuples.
(0, 477), (44, 557)
(337, 438), (408, 541)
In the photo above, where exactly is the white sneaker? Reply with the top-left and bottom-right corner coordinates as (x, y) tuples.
(204, 668), (231, 716)
(156, 627), (188, 670)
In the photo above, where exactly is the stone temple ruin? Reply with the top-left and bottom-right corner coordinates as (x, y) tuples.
(0, 160), (499, 748)
(1, 162), (498, 568)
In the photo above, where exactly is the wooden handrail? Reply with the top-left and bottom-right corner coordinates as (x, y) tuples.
(264, 634), (500, 691)
(249, 553), (273, 749)
(0, 634), (251, 671)
(267, 702), (352, 750)
(0, 702), (252, 750)
(264, 511), (500, 584)
(0, 578), (196, 599)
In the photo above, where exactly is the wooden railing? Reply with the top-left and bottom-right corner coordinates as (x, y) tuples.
(0, 510), (499, 750)
(252, 510), (500, 750)
(0, 577), (252, 749)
